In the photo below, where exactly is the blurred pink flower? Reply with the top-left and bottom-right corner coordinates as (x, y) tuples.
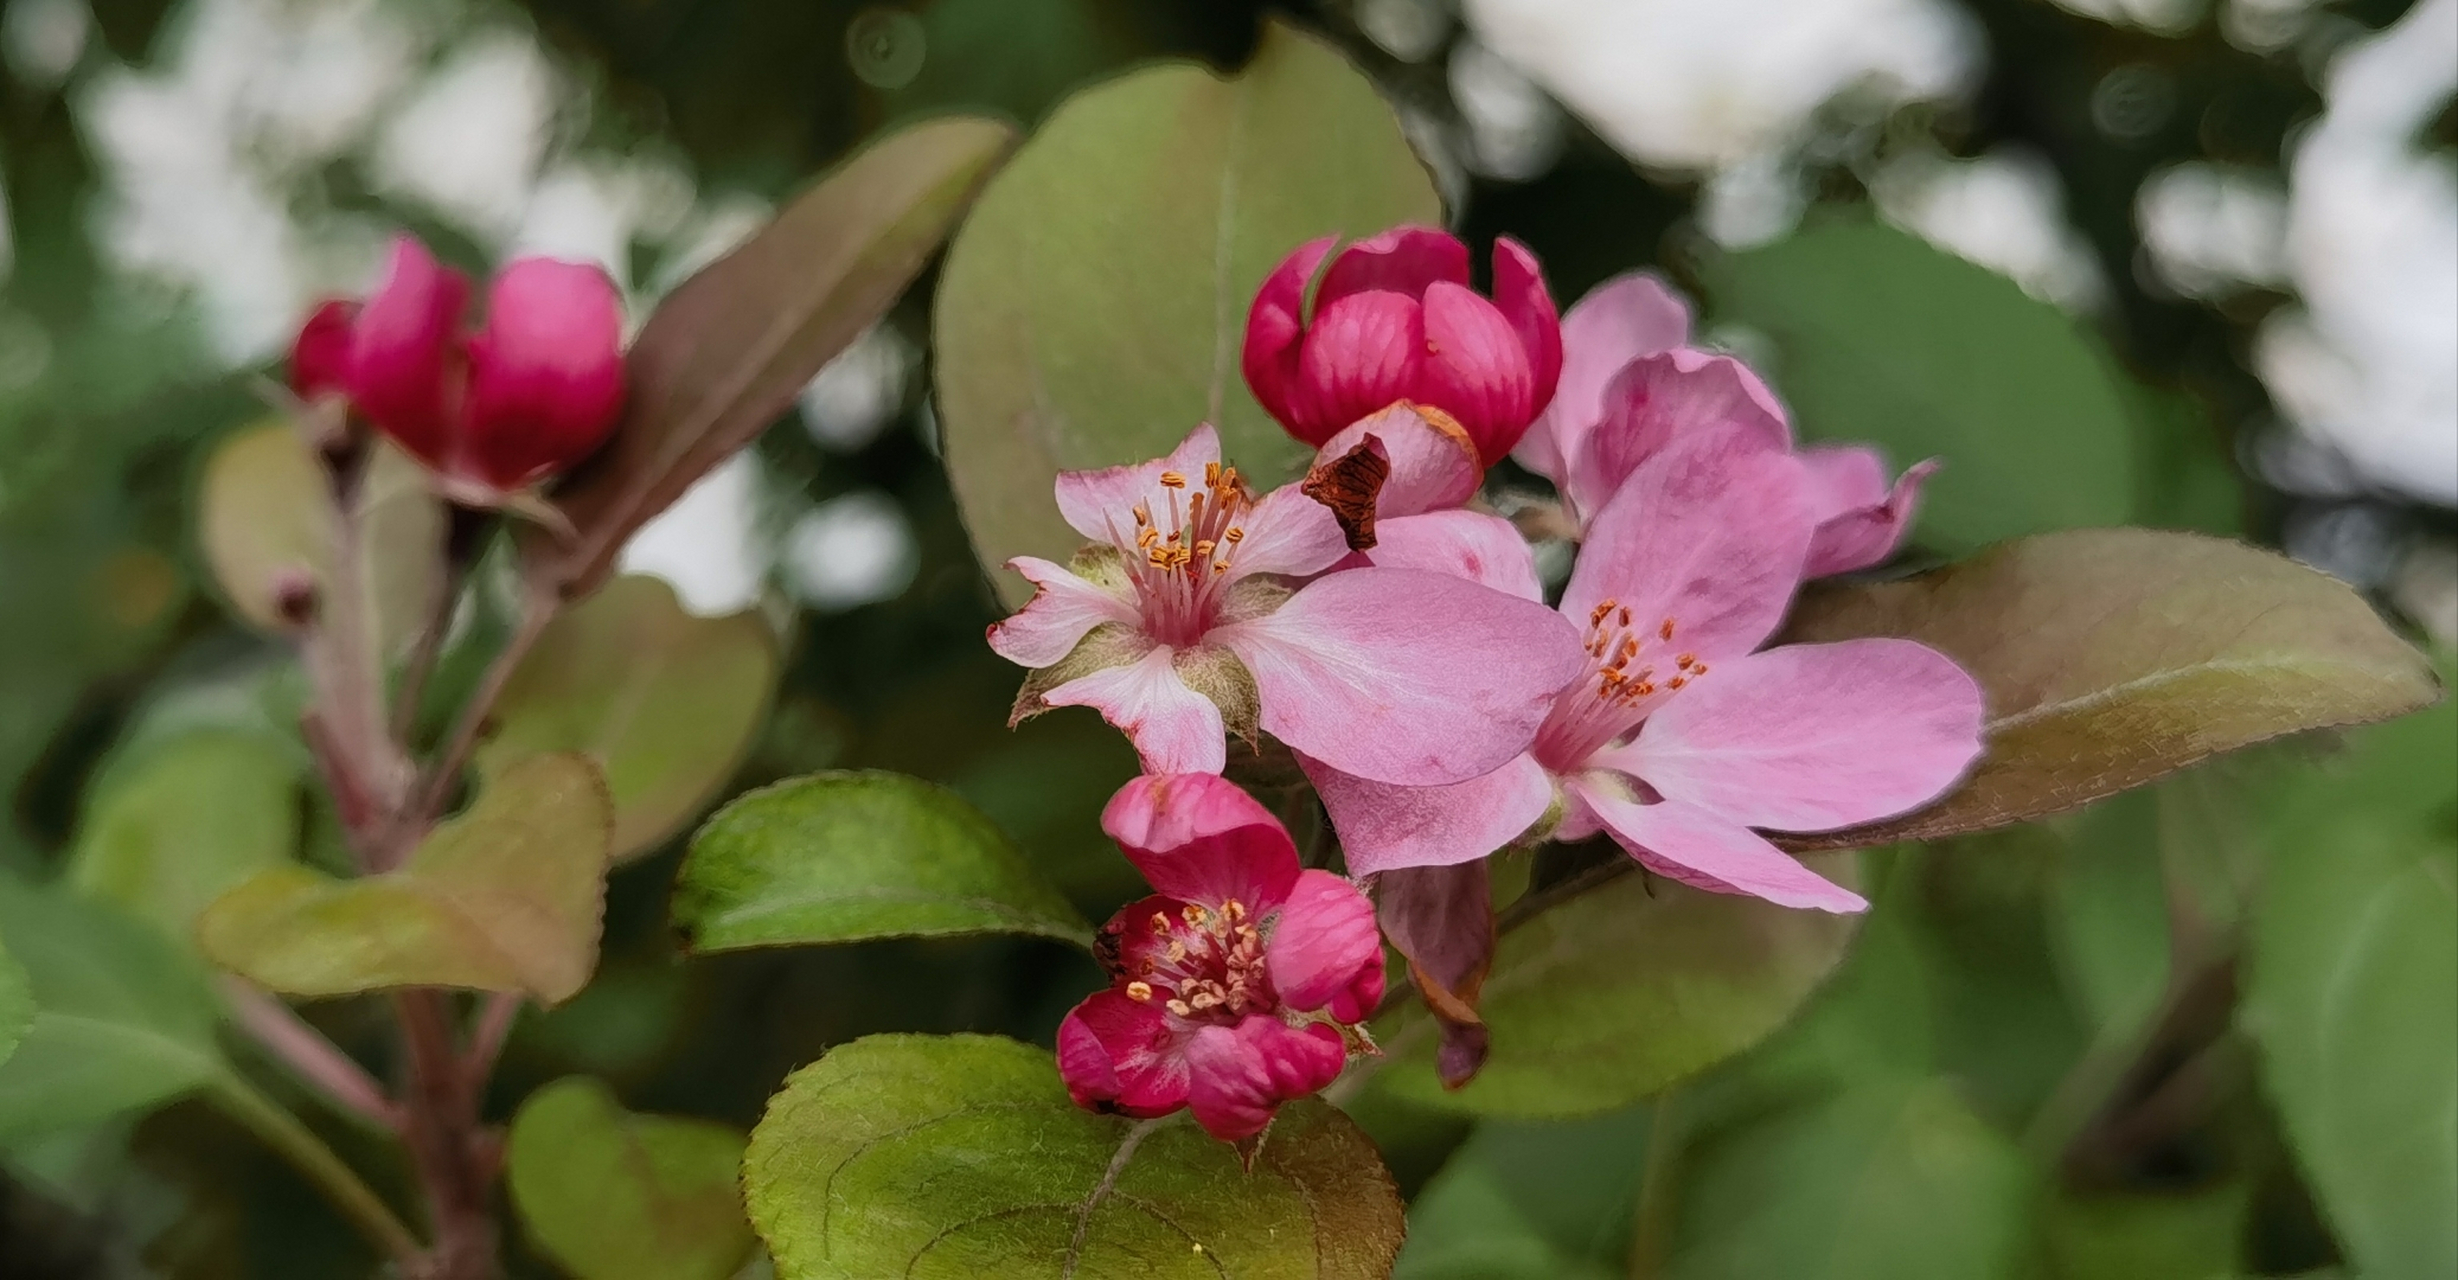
(1306, 425), (1985, 913)
(1243, 227), (1562, 467)
(289, 235), (625, 498)
(1513, 272), (1932, 577)
(1057, 773), (1383, 1141)
(989, 424), (1582, 783)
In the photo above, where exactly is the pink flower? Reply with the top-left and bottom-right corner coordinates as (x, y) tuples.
(1301, 403), (1546, 600)
(1243, 227), (1562, 467)
(1057, 773), (1384, 1141)
(1512, 272), (1932, 577)
(1304, 425), (1986, 913)
(289, 236), (625, 498)
(989, 424), (1583, 784)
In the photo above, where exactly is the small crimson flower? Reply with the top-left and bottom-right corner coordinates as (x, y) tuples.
(291, 235), (625, 501)
(1058, 773), (1384, 1142)
(1243, 226), (1562, 467)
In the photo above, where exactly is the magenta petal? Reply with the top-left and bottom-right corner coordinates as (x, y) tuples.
(1183, 1019), (1347, 1142)
(1229, 481), (1351, 579)
(463, 256), (626, 488)
(1366, 511), (1544, 601)
(1213, 568), (1585, 786)
(1043, 646), (1226, 775)
(1245, 237), (1338, 438)
(1421, 282), (1538, 465)
(1303, 750), (1553, 874)
(347, 236), (470, 466)
(988, 557), (1137, 667)
(1315, 226), (1471, 308)
(1314, 403), (1481, 517)
(1612, 639), (1984, 833)
(1058, 991), (1193, 1118)
(1803, 450), (1937, 577)
(1513, 272), (1691, 485)
(1294, 292), (1426, 435)
(289, 300), (359, 399)
(1265, 870), (1385, 1022)
(1572, 782), (1867, 913)
(1053, 424), (1222, 546)
(1560, 425), (1817, 667)
(1101, 773), (1302, 910)
(1492, 237), (1563, 418)
(1574, 350), (1791, 524)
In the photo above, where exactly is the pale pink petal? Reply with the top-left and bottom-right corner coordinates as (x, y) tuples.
(1044, 646), (1225, 775)
(1420, 282), (1537, 466)
(1560, 425), (1817, 666)
(1294, 291), (1427, 435)
(347, 236), (470, 464)
(1228, 481), (1350, 579)
(1513, 272), (1691, 485)
(463, 257), (627, 488)
(1265, 870), (1385, 1022)
(1365, 511), (1544, 601)
(1053, 424), (1223, 546)
(1314, 403), (1480, 517)
(1570, 781), (1867, 913)
(1315, 226), (1470, 307)
(1492, 237), (1562, 417)
(1608, 639), (1983, 833)
(987, 557), (1138, 667)
(1245, 237), (1337, 437)
(1183, 1019), (1347, 1142)
(1101, 772), (1301, 911)
(1058, 990), (1192, 1118)
(1571, 349), (1791, 524)
(1803, 450), (1937, 577)
(1213, 568), (1585, 786)
(1303, 750), (1553, 874)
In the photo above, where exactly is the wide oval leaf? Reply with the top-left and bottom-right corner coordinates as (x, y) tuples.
(198, 754), (612, 1004)
(476, 576), (776, 862)
(68, 729), (302, 943)
(672, 771), (1090, 952)
(196, 424), (442, 643)
(0, 932), (27, 1070)
(508, 1076), (755, 1280)
(744, 1033), (1403, 1279)
(1374, 868), (1859, 1118)
(1779, 529), (2442, 851)
(545, 116), (1015, 595)
(935, 20), (1442, 601)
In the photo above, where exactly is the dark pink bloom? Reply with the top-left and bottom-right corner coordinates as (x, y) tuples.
(1057, 773), (1384, 1141)
(1304, 425), (1986, 912)
(1243, 227), (1562, 467)
(289, 236), (625, 497)
(989, 424), (1583, 784)
(1512, 272), (1931, 576)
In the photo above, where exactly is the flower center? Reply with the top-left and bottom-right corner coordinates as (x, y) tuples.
(1120, 463), (1253, 647)
(1532, 597), (1708, 770)
(1121, 899), (1273, 1024)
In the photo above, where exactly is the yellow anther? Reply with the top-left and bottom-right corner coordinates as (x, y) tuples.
(1659, 618), (1676, 641)
(1223, 899), (1245, 921)
(1676, 652), (1696, 668)
(1618, 606), (1633, 628)
(1193, 539), (1216, 559)
(1160, 471), (1187, 488)
(1224, 527), (1245, 542)
(1204, 461), (1221, 486)
(1149, 912), (1171, 935)
(1166, 999), (1193, 1017)
(1668, 676), (1688, 690)
(1182, 904), (1210, 927)
(1126, 981), (1154, 1002)
(1591, 600), (1616, 626)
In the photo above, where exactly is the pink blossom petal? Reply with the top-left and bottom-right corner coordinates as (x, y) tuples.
(1213, 568), (1585, 786)
(1183, 1019), (1347, 1142)
(1803, 450), (1937, 577)
(1514, 272), (1691, 485)
(1561, 425), (1816, 667)
(1573, 350), (1791, 523)
(1608, 639), (1984, 833)
(1101, 772), (1302, 911)
(289, 300), (358, 398)
(987, 557), (1137, 667)
(1421, 282), (1537, 465)
(347, 236), (471, 465)
(1314, 403), (1481, 517)
(1571, 781), (1867, 913)
(1303, 750), (1553, 874)
(1058, 990), (1192, 1118)
(1493, 237), (1563, 417)
(1044, 645), (1225, 775)
(1229, 481), (1351, 579)
(1052, 424), (1223, 546)
(1265, 869), (1385, 1022)
(1366, 511), (1544, 601)
(1244, 237), (1337, 437)
(1315, 226), (1470, 308)
(463, 256), (627, 488)
(1294, 291), (1426, 436)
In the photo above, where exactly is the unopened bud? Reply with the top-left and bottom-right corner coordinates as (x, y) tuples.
(269, 566), (319, 629)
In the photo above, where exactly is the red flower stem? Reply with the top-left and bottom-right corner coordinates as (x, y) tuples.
(388, 580), (559, 869)
(462, 993), (523, 1082)
(221, 977), (402, 1129)
(393, 990), (500, 1280)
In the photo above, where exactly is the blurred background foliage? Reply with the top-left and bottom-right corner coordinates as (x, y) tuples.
(0, 0), (2448, 1275)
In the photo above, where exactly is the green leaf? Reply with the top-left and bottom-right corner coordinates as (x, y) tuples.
(935, 20), (1442, 601)
(197, 754), (612, 1005)
(508, 1076), (755, 1280)
(477, 576), (777, 862)
(1395, 1108), (1649, 1280)
(0, 873), (226, 1138)
(67, 730), (302, 942)
(2042, 1180), (2251, 1280)
(1664, 1080), (2034, 1280)
(1374, 868), (1860, 1118)
(0, 930), (28, 1070)
(196, 424), (442, 644)
(743, 1033), (1403, 1279)
(1779, 529), (2442, 850)
(545, 116), (1016, 596)
(673, 771), (1091, 952)
(1706, 220), (2136, 552)
(2241, 680), (2457, 1280)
